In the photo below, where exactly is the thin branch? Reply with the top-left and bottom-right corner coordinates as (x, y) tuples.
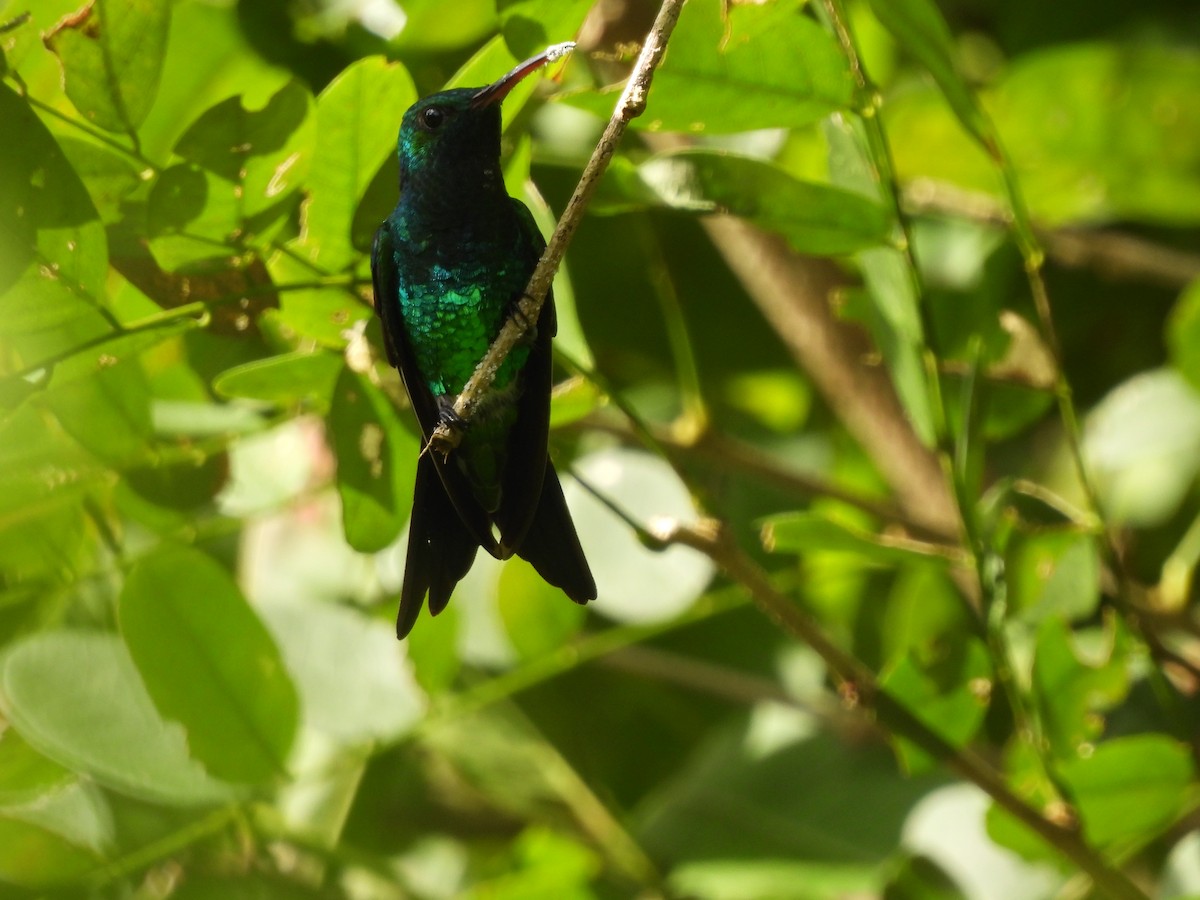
(645, 515), (1150, 900)
(904, 179), (1200, 290)
(427, 0), (686, 456)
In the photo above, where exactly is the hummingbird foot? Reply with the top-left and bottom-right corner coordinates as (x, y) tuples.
(435, 397), (467, 431)
(508, 295), (539, 346)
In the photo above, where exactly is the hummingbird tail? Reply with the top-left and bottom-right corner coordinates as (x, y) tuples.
(514, 461), (597, 604)
(397, 455), (480, 638)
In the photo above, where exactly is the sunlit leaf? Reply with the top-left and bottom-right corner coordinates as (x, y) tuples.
(864, 0), (992, 149)
(44, 0), (171, 135)
(327, 366), (418, 553)
(259, 599), (424, 744)
(602, 150), (892, 255)
(1, 630), (235, 805)
(1168, 278), (1200, 392)
(0, 82), (108, 350)
(1032, 617), (1129, 761)
(300, 57), (417, 271)
(120, 545), (299, 785)
(567, 448), (713, 624)
(763, 511), (960, 567)
(1006, 527), (1101, 624)
(564, 0), (852, 133)
(1057, 735), (1194, 847)
(881, 637), (991, 774)
(1083, 369), (1200, 526)
(213, 351), (342, 409)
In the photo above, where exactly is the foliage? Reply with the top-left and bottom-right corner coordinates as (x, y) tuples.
(1, 0), (1200, 897)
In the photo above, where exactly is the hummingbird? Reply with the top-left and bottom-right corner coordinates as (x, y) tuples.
(371, 45), (597, 639)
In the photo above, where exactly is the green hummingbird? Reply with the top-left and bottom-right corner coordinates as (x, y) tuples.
(371, 45), (596, 639)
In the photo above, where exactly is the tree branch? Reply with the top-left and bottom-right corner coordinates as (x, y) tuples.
(427, 0), (685, 456)
(646, 515), (1150, 900)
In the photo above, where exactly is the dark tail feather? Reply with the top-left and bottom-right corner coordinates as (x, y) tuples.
(397, 456), (480, 638)
(514, 462), (596, 604)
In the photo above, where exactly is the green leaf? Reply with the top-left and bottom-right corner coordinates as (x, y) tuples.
(58, 137), (142, 223)
(1057, 735), (1194, 847)
(1083, 369), (1200, 526)
(42, 357), (154, 467)
(0, 82), (108, 349)
(1032, 617), (1129, 761)
(568, 448), (713, 624)
(497, 0), (593, 60)
(259, 599), (424, 744)
(213, 351), (343, 410)
(763, 511), (960, 567)
(880, 637), (991, 774)
(564, 0), (852, 133)
(497, 556), (588, 660)
(1168, 278), (1200, 392)
(864, 0), (992, 150)
(119, 544), (299, 785)
(605, 150), (892, 255)
(0, 630), (235, 806)
(883, 854), (968, 900)
(175, 80), (315, 218)
(327, 366), (418, 553)
(0, 810), (103, 888)
(1006, 527), (1101, 624)
(44, 0), (171, 136)
(299, 57), (417, 271)
(0, 729), (73, 805)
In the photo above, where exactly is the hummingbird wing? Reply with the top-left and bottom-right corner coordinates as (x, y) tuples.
(372, 223), (500, 558)
(493, 198), (553, 553)
(494, 200), (596, 603)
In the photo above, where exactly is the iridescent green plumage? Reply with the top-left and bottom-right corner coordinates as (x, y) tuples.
(371, 50), (596, 638)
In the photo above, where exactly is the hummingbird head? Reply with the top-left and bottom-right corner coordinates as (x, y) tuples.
(395, 43), (573, 201)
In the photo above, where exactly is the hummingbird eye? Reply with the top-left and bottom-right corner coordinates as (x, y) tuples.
(419, 106), (446, 130)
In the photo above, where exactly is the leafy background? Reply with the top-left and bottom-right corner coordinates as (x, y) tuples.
(1, 0), (1199, 897)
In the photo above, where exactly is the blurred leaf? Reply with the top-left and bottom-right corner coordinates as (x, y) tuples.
(43, 358), (154, 467)
(403, 600), (462, 695)
(1168, 278), (1200, 392)
(0, 82), (107, 348)
(548, 376), (601, 429)
(881, 637), (991, 774)
(175, 79), (315, 217)
(638, 722), (944, 866)
(213, 351), (342, 409)
(0, 729), (72, 805)
(1058, 735), (1194, 847)
(884, 853), (968, 900)
(564, 0), (852, 133)
(259, 599), (424, 744)
(881, 564), (973, 665)
(497, 0), (592, 60)
(57, 137), (142, 223)
(1083, 369), (1200, 526)
(0, 811), (102, 888)
(602, 151), (892, 255)
(1032, 617), (1129, 761)
(44, 0), (171, 135)
(300, 57), (417, 271)
(568, 448), (713, 624)
(888, 44), (1200, 225)
(120, 545), (299, 785)
(0, 630), (235, 805)
(824, 115), (935, 445)
(464, 825), (600, 900)
(865, 0), (991, 149)
(1006, 527), (1101, 624)
(764, 511), (960, 567)
(392, 0), (496, 51)
(327, 366), (418, 552)
(497, 556), (588, 660)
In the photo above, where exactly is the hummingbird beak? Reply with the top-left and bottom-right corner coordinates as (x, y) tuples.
(469, 41), (575, 109)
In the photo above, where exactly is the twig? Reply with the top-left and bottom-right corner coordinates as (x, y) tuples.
(904, 179), (1200, 290)
(646, 515), (1150, 900)
(427, 0), (686, 456)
